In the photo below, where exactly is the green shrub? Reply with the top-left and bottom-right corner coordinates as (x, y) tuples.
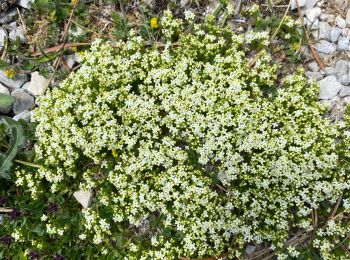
(4, 11), (349, 259)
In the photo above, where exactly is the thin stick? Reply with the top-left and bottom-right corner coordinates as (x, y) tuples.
(32, 42), (91, 57)
(0, 207), (13, 213)
(330, 193), (343, 219)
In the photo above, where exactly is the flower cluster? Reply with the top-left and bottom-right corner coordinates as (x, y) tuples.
(14, 11), (350, 259)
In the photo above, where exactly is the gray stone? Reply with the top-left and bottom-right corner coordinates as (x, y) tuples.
(0, 28), (6, 47)
(73, 190), (93, 208)
(13, 110), (31, 122)
(324, 67), (336, 75)
(17, 0), (35, 9)
(0, 83), (9, 95)
(330, 27), (343, 43)
(305, 0), (318, 10)
(318, 22), (331, 41)
(305, 7), (322, 23)
(245, 245), (256, 255)
(336, 15), (347, 28)
(319, 76), (342, 99)
(319, 13), (329, 21)
(291, 0), (306, 10)
(0, 71), (27, 92)
(0, 9), (17, 24)
(65, 54), (76, 69)
(308, 61), (320, 72)
(337, 36), (350, 51)
(327, 14), (336, 24)
(315, 40), (336, 54)
(306, 71), (324, 80)
(24, 71), (49, 96)
(9, 27), (26, 42)
(346, 9), (350, 26)
(335, 60), (349, 77)
(11, 89), (35, 114)
(339, 86), (350, 97)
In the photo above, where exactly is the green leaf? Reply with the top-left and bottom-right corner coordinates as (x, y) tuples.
(0, 93), (15, 112)
(0, 117), (26, 179)
(0, 59), (9, 70)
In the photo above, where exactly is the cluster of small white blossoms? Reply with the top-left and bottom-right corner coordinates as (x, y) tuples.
(16, 10), (350, 258)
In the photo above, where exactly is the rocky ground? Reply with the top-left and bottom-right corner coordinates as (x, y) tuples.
(296, 0), (350, 120)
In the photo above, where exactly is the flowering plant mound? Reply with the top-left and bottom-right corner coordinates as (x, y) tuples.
(13, 11), (348, 259)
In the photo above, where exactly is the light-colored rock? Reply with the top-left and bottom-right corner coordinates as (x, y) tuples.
(339, 86), (350, 97)
(13, 110), (31, 122)
(73, 190), (93, 208)
(308, 61), (320, 72)
(324, 67), (336, 75)
(245, 245), (256, 255)
(335, 60), (350, 85)
(346, 9), (350, 26)
(11, 89), (35, 114)
(315, 40), (336, 54)
(0, 9), (17, 24)
(24, 71), (49, 96)
(0, 28), (6, 47)
(311, 29), (319, 39)
(9, 27), (26, 42)
(65, 54), (76, 69)
(319, 13), (329, 21)
(305, 0), (318, 10)
(17, 0), (35, 9)
(336, 15), (347, 28)
(306, 19), (320, 30)
(327, 14), (336, 23)
(319, 75), (342, 99)
(0, 71), (27, 92)
(330, 27), (342, 43)
(0, 83), (9, 95)
(318, 22), (331, 41)
(337, 36), (350, 51)
(291, 0), (306, 10)
(306, 71), (324, 80)
(305, 7), (322, 23)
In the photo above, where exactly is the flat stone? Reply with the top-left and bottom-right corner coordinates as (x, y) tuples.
(11, 89), (35, 114)
(336, 15), (347, 28)
(0, 28), (6, 47)
(335, 60), (350, 85)
(24, 71), (49, 96)
(306, 7), (322, 23)
(337, 36), (350, 51)
(308, 61), (320, 72)
(245, 245), (257, 255)
(318, 22), (331, 41)
(330, 27), (343, 43)
(315, 40), (336, 54)
(17, 0), (35, 9)
(0, 83), (9, 95)
(327, 14), (336, 24)
(347, 9), (350, 26)
(291, 0), (306, 10)
(319, 13), (329, 21)
(9, 27), (26, 42)
(339, 86), (350, 97)
(306, 71), (324, 80)
(65, 54), (76, 69)
(13, 110), (31, 122)
(0, 71), (27, 92)
(73, 190), (93, 208)
(319, 75), (342, 99)
(324, 67), (336, 75)
(0, 9), (17, 24)
(305, 0), (318, 10)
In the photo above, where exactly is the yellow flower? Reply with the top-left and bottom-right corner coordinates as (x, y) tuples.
(111, 150), (118, 158)
(292, 42), (300, 51)
(5, 67), (16, 79)
(71, 47), (78, 52)
(150, 17), (159, 29)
